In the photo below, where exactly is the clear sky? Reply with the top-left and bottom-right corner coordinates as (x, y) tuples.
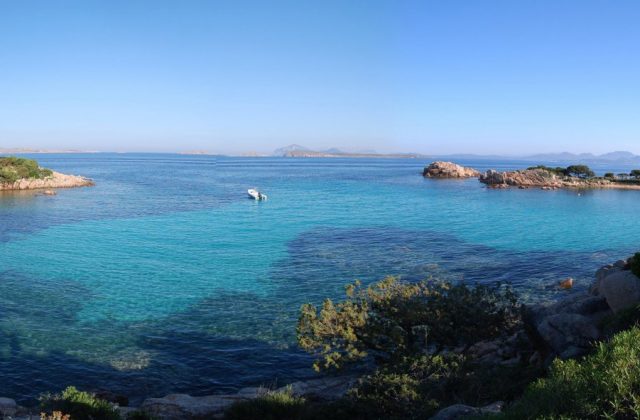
(0, 0), (638, 155)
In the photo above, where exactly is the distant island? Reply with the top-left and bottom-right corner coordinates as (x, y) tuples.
(273, 144), (427, 159)
(432, 150), (640, 164)
(0, 147), (98, 154)
(0, 156), (93, 191)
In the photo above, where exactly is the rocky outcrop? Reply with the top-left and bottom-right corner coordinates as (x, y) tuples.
(430, 401), (503, 420)
(0, 171), (94, 191)
(523, 256), (640, 363)
(592, 259), (640, 313)
(480, 169), (640, 190)
(138, 376), (355, 420)
(423, 161), (480, 178)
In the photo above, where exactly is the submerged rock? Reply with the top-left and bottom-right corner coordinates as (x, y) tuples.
(423, 161), (480, 178)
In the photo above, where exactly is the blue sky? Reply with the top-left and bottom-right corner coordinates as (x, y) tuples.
(0, 0), (638, 155)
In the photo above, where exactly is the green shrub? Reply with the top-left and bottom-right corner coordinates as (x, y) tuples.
(630, 253), (640, 278)
(501, 327), (640, 419)
(40, 386), (121, 420)
(347, 354), (460, 419)
(0, 156), (53, 183)
(566, 165), (595, 179)
(224, 388), (308, 420)
(297, 277), (519, 371)
(527, 165), (568, 176)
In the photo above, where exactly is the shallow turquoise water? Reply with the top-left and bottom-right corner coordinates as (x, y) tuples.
(1, 154), (638, 402)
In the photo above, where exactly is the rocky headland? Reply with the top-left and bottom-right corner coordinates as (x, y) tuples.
(423, 161), (481, 178)
(479, 168), (640, 190)
(0, 170), (94, 191)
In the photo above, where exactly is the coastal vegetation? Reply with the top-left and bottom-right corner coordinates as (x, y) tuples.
(227, 255), (640, 419)
(501, 327), (640, 419)
(527, 164), (640, 183)
(526, 164), (595, 179)
(6, 255), (640, 419)
(0, 156), (53, 184)
(40, 387), (121, 420)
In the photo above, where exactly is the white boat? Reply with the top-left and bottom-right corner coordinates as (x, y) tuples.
(247, 188), (268, 200)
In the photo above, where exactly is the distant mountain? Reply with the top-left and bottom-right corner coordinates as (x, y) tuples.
(524, 151), (640, 163)
(599, 151), (638, 161)
(273, 145), (428, 159)
(435, 151), (640, 163)
(272, 144), (311, 156)
(322, 148), (345, 154)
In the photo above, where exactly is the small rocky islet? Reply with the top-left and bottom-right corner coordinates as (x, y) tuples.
(0, 156), (93, 192)
(423, 160), (640, 190)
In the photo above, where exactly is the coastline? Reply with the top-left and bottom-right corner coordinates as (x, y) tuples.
(0, 171), (94, 191)
(2, 256), (637, 419)
(480, 169), (640, 190)
(423, 161), (640, 191)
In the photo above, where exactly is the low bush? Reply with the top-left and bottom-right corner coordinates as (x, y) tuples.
(629, 252), (640, 278)
(224, 388), (309, 420)
(40, 386), (121, 420)
(501, 327), (640, 419)
(297, 277), (520, 371)
(0, 156), (53, 184)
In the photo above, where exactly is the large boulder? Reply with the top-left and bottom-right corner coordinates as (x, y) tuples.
(524, 293), (610, 361)
(276, 376), (355, 400)
(430, 401), (503, 420)
(140, 393), (252, 420)
(139, 376), (355, 419)
(423, 162), (480, 178)
(599, 270), (640, 313)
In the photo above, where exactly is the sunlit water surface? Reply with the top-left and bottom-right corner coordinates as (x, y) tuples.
(1, 154), (638, 403)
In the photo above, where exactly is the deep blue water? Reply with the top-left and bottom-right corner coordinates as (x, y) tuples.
(1, 154), (639, 403)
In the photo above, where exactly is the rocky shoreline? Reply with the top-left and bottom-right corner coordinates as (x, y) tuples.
(423, 161), (481, 178)
(423, 161), (640, 190)
(3, 256), (639, 420)
(480, 168), (640, 190)
(0, 171), (94, 191)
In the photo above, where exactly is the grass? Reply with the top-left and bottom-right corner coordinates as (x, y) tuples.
(500, 327), (640, 419)
(40, 387), (121, 420)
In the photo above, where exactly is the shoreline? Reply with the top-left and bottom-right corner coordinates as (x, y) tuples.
(0, 171), (94, 191)
(2, 256), (637, 419)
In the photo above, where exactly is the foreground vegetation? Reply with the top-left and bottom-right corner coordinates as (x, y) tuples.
(227, 269), (640, 419)
(28, 260), (640, 419)
(502, 327), (640, 419)
(0, 156), (53, 184)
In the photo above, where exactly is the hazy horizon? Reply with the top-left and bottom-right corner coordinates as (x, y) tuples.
(1, 1), (639, 155)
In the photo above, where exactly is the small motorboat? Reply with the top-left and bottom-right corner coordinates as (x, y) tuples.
(248, 188), (268, 201)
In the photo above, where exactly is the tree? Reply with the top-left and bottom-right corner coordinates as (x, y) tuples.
(630, 169), (640, 179)
(566, 165), (595, 179)
(297, 277), (519, 371)
(604, 173), (615, 179)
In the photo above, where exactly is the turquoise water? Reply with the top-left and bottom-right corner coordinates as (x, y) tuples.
(1, 154), (639, 403)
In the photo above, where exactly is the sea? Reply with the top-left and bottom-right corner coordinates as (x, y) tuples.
(1, 154), (639, 403)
